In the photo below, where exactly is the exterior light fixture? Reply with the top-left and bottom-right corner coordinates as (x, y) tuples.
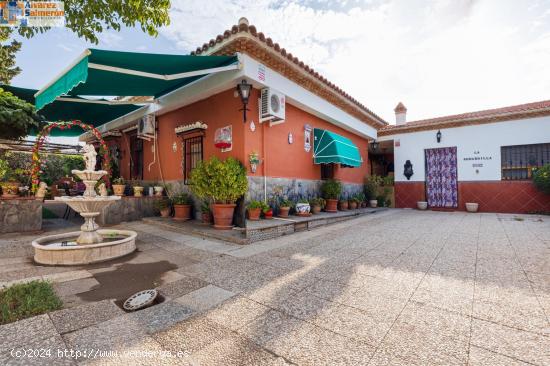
(370, 140), (379, 151)
(236, 79), (252, 123)
(436, 130), (442, 143)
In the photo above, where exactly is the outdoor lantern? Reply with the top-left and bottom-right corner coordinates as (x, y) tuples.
(436, 130), (442, 143)
(236, 79), (252, 123)
(370, 140), (379, 151)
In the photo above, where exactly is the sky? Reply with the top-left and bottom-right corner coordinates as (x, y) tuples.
(10, 0), (550, 140)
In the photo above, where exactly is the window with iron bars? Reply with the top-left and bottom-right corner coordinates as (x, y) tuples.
(183, 136), (203, 184)
(501, 143), (550, 180)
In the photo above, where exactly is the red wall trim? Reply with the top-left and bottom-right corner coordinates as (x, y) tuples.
(395, 180), (550, 214)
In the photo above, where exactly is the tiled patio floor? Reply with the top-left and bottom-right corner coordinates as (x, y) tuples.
(0, 209), (548, 365)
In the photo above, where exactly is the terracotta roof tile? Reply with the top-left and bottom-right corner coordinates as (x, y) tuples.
(190, 18), (386, 127)
(380, 99), (550, 136)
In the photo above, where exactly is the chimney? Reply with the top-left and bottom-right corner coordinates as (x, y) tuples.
(394, 102), (407, 125)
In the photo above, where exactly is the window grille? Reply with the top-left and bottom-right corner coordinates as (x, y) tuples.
(501, 143), (550, 180)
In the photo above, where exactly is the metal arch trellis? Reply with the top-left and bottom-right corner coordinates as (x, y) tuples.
(31, 120), (111, 192)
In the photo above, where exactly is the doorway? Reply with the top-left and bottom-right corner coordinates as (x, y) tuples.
(425, 147), (458, 208)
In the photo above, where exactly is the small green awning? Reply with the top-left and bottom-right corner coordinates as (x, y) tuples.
(2, 84), (142, 136)
(35, 49), (239, 110)
(313, 128), (362, 167)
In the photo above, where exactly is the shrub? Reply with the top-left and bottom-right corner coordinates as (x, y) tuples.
(189, 157), (248, 204)
(200, 200), (210, 213)
(112, 177), (125, 185)
(364, 175), (382, 200)
(279, 198), (293, 208)
(153, 198), (170, 210)
(247, 200), (263, 209)
(0, 280), (62, 325)
(172, 192), (192, 205)
(309, 197), (326, 208)
(320, 179), (342, 200)
(533, 164), (550, 195)
(376, 195), (386, 207)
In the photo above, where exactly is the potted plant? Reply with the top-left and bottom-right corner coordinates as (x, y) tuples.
(112, 177), (126, 196)
(172, 192), (192, 220)
(189, 157), (248, 230)
(339, 197), (349, 210)
(133, 181), (144, 197)
(201, 200), (212, 224)
(364, 175), (382, 208)
(247, 200), (263, 221)
(153, 183), (164, 196)
(356, 192), (367, 208)
(309, 197), (324, 214)
(154, 198), (171, 218)
(321, 179), (342, 213)
(295, 199), (311, 216)
(278, 198), (292, 218)
(0, 159), (21, 198)
(349, 195), (358, 210)
(262, 202), (273, 219)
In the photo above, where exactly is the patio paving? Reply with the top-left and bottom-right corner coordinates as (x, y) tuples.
(0, 209), (548, 365)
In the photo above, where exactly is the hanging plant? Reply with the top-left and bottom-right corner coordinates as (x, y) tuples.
(31, 120), (111, 192)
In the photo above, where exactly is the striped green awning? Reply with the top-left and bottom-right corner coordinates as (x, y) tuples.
(313, 128), (362, 167)
(34, 49), (239, 110)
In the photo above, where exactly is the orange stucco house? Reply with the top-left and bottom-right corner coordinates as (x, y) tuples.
(78, 18), (385, 221)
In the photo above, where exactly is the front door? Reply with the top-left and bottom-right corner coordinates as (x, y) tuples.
(425, 147), (458, 208)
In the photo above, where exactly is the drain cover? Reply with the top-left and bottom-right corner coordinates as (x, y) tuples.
(123, 289), (158, 311)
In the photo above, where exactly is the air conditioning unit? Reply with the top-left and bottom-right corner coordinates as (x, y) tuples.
(138, 114), (155, 138)
(259, 88), (285, 124)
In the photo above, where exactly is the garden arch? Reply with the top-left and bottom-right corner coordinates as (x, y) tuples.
(31, 121), (111, 192)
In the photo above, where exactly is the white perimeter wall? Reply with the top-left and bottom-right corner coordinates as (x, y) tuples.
(380, 116), (550, 182)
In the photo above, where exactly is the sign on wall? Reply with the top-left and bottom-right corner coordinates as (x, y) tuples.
(214, 125), (232, 152)
(304, 124), (312, 152)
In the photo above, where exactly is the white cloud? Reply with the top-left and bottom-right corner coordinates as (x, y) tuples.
(161, 0), (550, 123)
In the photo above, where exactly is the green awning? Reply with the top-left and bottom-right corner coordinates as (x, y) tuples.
(2, 84), (142, 136)
(313, 128), (362, 167)
(35, 49), (239, 110)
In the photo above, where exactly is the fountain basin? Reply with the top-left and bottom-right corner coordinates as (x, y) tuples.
(33, 229), (137, 265)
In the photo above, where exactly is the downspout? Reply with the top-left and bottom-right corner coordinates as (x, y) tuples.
(263, 120), (267, 203)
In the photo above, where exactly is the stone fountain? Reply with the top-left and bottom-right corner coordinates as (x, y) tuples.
(33, 144), (137, 265)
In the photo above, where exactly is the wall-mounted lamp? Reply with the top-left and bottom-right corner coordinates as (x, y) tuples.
(236, 79), (252, 123)
(370, 140), (379, 151)
(436, 130), (442, 143)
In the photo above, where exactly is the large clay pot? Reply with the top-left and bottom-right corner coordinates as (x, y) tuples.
(339, 200), (349, 211)
(248, 208), (261, 221)
(173, 204), (192, 221)
(113, 184), (125, 196)
(201, 212), (212, 224)
(1, 182), (20, 198)
(311, 205), (321, 214)
(417, 201), (428, 210)
(278, 206), (290, 218)
(369, 200), (378, 208)
(212, 203), (236, 229)
(465, 202), (479, 213)
(349, 201), (357, 210)
(325, 199), (338, 213)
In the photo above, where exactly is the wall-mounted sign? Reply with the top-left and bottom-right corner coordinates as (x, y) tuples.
(172, 142), (177, 152)
(215, 125), (232, 152)
(304, 124), (312, 152)
(288, 132), (293, 144)
(250, 120), (256, 132)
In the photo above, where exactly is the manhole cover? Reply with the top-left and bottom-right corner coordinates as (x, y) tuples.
(123, 289), (158, 311)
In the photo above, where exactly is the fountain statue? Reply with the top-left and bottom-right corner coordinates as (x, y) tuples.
(32, 144), (137, 265)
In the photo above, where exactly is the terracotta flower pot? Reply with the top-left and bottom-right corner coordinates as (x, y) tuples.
(278, 206), (290, 218)
(325, 199), (338, 213)
(339, 200), (349, 210)
(201, 212), (212, 224)
(212, 203), (236, 229)
(349, 201), (357, 209)
(0, 182), (20, 198)
(113, 184), (125, 196)
(160, 207), (171, 218)
(248, 208), (261, 221)
(311, 205), (321, 214)
(173, 204), (192, 221)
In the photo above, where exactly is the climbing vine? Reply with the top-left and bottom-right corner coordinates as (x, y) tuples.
(31, 120), (111, 192)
